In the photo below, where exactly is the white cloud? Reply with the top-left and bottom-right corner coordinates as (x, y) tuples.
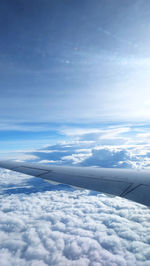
(0, 169), (150, 265)
(39, 160), (59, 164)
(20, 140), (150, 170)
(61, 128), (102, 137)
(61, 152), (92, 165)
(60, 126), (130, 140)
(99, 127), (130, 140)
(3, 124), (150, 170)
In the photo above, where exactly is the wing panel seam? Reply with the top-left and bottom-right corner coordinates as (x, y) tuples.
(120, 184), (141, 197)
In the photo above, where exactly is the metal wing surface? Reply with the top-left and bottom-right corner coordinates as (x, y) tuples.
(0, 160), (150, 206)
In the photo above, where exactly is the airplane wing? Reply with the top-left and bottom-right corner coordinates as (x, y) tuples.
(0, 160), (150, 207)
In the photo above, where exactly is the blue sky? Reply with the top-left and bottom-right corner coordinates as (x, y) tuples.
(1, 0), (150, 154)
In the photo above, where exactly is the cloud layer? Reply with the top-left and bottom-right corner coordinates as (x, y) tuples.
(4, 124), (150, 170)
(23, 125), (150, 170)
(1, 125), (150, 265)
(0, 169), (150, 266)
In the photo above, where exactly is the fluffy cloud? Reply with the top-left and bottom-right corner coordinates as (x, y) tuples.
(0, 169), (150, 266)
(3, 125), (150, 170)
(1, 125), (150, 265)
(25, 141), (150, 169)
(5, 125), (144, 170)
(80, 148), (132, 168)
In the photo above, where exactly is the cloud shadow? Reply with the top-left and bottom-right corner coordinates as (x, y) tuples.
(1, 176), (75, 195)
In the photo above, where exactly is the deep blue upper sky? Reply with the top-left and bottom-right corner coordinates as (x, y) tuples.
(0, 0), (150, 152)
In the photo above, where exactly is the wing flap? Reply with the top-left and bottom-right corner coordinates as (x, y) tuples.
(39, 170), (131, 196)
(124, 185), (150, 206)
